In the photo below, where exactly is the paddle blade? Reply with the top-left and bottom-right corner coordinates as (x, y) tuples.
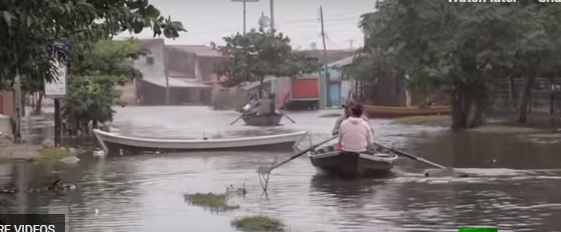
(424, 168), (469, 178)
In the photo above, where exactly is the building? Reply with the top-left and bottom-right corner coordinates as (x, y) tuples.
(127, 39), (359, 108)
(166, 45), (229, 102)
(131, 39), (215, 105)
(317, 55), (408, 108)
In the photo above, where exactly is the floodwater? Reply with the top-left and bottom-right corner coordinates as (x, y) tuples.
(1, 106), (561, 232)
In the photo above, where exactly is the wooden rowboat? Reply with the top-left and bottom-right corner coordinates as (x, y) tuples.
(363, 104), (452, 118)
(93, 129), (307, 155)
(309, 145), (398, 178)
(242, 113), (283, 126)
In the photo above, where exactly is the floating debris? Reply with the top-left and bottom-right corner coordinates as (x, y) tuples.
(184, 192), (239, 212)
(231, 216), (284, 232)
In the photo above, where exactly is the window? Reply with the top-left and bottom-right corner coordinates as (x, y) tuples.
(146, 56), (154, 65)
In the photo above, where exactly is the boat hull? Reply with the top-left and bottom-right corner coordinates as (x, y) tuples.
(242, 113), (283, 126)
(309, 146), (398, 178)
(93, 129), (307, 155)
(363, 104), (452, 118)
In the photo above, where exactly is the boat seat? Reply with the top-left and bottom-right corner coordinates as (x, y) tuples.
(315, 146), (336, 154)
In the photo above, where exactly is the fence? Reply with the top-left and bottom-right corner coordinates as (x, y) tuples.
(490, 77), (561, 116)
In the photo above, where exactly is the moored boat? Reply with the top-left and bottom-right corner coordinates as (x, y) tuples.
(363, 104), (452, 118)
(309, 145), (398, 178)
(93, 129), (307, 155)
(242, 113), (283, 126)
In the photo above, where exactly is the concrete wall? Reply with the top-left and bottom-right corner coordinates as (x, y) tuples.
(135, 39), (167, 80)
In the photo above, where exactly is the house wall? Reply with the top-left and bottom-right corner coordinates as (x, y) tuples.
(137, 79), (211, 105)
(341, 80), (353, 104)
(134, 39), (166, 79)
(118, 79), (137, 105)
(167, 48), (198, 79)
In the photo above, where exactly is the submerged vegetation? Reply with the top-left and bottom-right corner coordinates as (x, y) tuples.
(231, 216), (284, 232)
(392, 115), (542, 134)
(184, 192), (239, 212)
(39, 147), (70, 160)
(352, 1), (561, 129)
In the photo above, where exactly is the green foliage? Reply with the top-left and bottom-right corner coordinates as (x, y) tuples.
(231, 216), (284, 232)
(62, 39), (146, 135)
(212, 28), (318, 91)
(184, 192), (239, 212)
(211, 90), (247, 110)
(355, 0), (561, 129)
(0, 0), (186, 91)
(35, 147), (70, 163)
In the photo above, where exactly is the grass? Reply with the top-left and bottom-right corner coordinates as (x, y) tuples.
(467, 124), (541, 133)
(392, 115), (451, 127)
(231, 216), (284, 232)
(32, 147), (71, 163)
(392, 115), (543, 133)
(184, 192), (239, 212)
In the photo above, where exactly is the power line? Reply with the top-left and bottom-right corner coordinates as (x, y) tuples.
(187, 17), (360, 36)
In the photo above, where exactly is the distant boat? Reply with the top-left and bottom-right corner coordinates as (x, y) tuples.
(93, 129), (307, 155)
(309, 144), (398, 178)
(363, 104), (452, 118)
(242, 113), (283, 126)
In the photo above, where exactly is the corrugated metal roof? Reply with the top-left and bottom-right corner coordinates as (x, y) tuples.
(241, 76), (276, 90)
(142, 77), (211, 88)
(327, 56), (355, 68)
(168, 45), (223, 57)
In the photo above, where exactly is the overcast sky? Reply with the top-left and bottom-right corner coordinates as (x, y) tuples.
(116, 0), (376, 50)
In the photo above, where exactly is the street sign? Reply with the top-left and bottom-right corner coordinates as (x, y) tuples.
(44, 59), (67, 98)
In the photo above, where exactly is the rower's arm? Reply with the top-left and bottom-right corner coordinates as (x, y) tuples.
(332, 117), (343, 135)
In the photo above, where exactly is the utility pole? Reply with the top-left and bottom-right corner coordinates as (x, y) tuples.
(320, 6), (330, 108)
(233, 0), (258, 35)
(13, 72), (22, 144)
(349, 39), (354, 49)
(243, 0), (246, 35)
(270, 0), (275, 30)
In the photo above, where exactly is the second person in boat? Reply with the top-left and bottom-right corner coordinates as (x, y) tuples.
(337, 103), (374, 153)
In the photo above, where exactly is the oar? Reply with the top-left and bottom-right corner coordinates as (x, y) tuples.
(374, 142), (469, 177)
(230, 112), (249, 125)
(258, 135), (338, 174)
(277, 109), (296, 123)
(230, 103), (258, 125)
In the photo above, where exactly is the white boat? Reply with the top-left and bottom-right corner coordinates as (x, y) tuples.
(93, 129), (308, 154)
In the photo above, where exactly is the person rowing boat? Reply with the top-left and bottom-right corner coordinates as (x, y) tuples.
(332, 101), (373, 151)
(331, 100), (369, 136)
(337, 102), (375, 153)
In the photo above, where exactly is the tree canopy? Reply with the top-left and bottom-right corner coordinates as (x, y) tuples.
(355, 0), (561, 129)
(212, 28), (318, 94)
(63, 39), (146, 135)
(0, 0), (185, 90)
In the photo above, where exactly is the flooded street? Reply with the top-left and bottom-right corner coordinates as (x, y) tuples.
(2, 106), (561, 231)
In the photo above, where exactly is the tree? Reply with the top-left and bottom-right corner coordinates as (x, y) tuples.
(62, 39), (146, 135)
(355, 0), (561, 129)
(0, 0), (185, 91)
(212, 28), (318, 98)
